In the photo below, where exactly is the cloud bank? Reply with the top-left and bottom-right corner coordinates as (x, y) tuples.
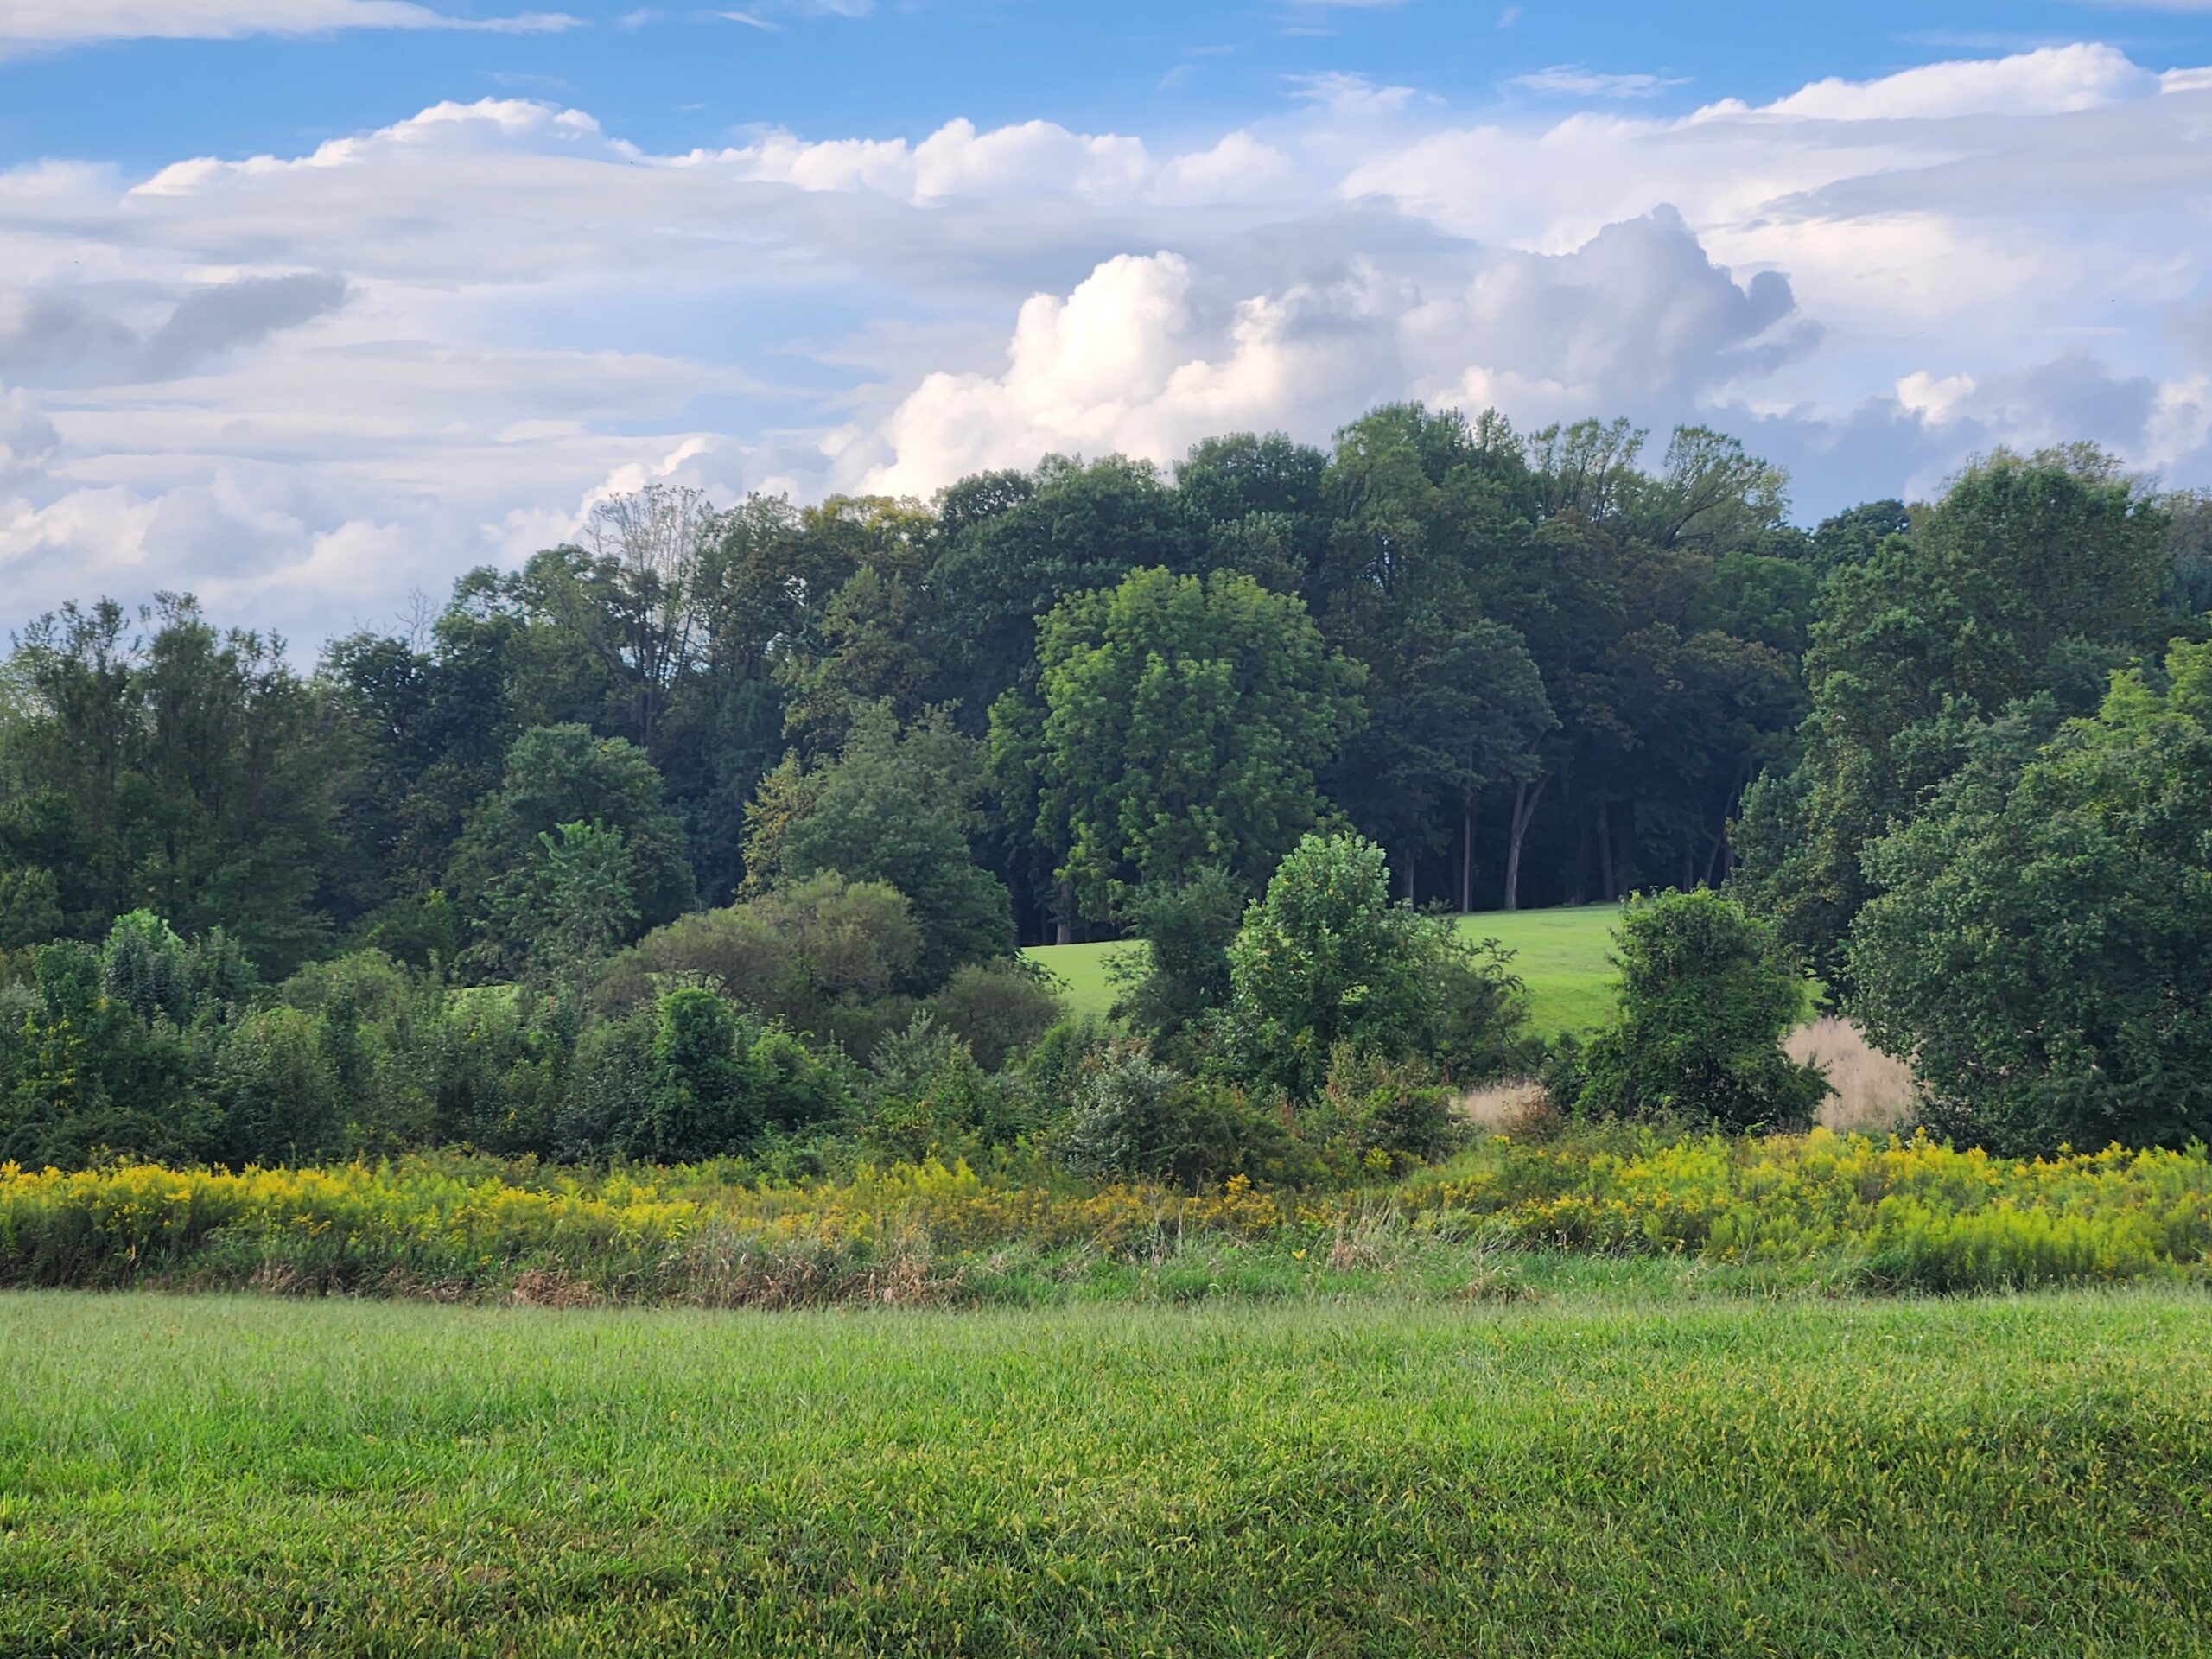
(2, 41), (2208, 639)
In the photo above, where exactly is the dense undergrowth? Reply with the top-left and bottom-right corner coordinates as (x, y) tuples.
(5, 1125), (2208, 1302)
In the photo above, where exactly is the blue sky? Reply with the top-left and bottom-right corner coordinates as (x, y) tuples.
(10, 3), (2211, 168)
(2, 0), (2209, 639)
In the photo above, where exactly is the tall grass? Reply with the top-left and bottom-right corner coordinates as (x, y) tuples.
(1791, 1015), (1920, 1132)
(5, 1125), (2208, 1300)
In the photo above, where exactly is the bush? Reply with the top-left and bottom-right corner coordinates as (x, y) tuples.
(1567, 889), (1827, 1131)
(1058, 1048), (1307, 1191)
(925, 961), (1061, 1071)
(612, 988), (859, 1162)
(1221, 833), (1529, 1097)
(1310, 1047), (1467, 1170)
(595, 872), (923, 1058)
(1109, 865), (1244, 1057)
(861, 1014), (1025, 1163)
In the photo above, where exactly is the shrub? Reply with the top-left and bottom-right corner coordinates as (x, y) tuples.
(1311, 1047), (1466, 1169)
(595, 872), (923, 1058)
(613, 988), (860, 1162)
(1222, 833), (1529, 1097)
(1109, 865), (1245, 1055)
(861, 1014), (1024, 1163)
(1058, 1048), (1306, 1191)
(1568, 889), (1827, 1130)
(926, 961), (1061, 1071)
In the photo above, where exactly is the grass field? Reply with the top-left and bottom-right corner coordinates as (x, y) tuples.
(1025, 902), (1624, 1035)
(4, 1287), (2209, 1656)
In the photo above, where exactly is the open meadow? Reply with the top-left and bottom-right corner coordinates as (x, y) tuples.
(1026, 902), (1627, 1035)
(3, 1287), (2209, 1657)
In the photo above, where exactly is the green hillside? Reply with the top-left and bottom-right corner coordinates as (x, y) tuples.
(1025, 903), (1624, 1037)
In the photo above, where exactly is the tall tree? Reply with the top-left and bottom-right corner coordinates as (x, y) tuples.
(994, 566), (1365, 931)
(1849, 640), (2212, 1152)
(0, 596), (339, 973)
(1736, 449), (2171, 983)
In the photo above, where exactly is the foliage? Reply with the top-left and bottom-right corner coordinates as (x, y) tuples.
(448, 722), (695, 963)
(595, 872), (925, 1057)
(1055, 1048), (1306, 1191)
(1848, 639), (2212, 1153)
(609, 988), (855, 1162)
(924, 960), (1061, 1071)
(5, 1128), (2212, 1300)
(1566, 888), (1827, 1130)
(998, 565), (1365, 923)
(1736, 449), (2172, 983)
(1107, 863), (1245, 1054)
(1223, 833), (1531, 1096)
(0, 597), (339, 972)
(771, 705), (1014, 988)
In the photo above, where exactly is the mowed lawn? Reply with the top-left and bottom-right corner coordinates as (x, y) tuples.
(4, 1290), (2210, 1656)
(1027, 902), (1624, 1035)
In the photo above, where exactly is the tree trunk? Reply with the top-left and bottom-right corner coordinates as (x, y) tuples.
(1597, 803), (1616, 903)
(1055, 879), (1074, 947)
(1701, 821), (1728, 887)
(1503, 775), (1549, 912)
(1460, 808), (1474, 914)
(1403, 849), (1416, 907)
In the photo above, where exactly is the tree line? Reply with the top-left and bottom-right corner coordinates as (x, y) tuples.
(0, 404), (2207, 1169)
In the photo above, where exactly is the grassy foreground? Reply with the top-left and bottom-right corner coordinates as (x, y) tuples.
(1025, 902), (1624, 1033)
(3, 1289), (2209, 1656)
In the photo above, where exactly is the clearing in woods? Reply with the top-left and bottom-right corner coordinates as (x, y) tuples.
(1025, 901), (1625, 1035)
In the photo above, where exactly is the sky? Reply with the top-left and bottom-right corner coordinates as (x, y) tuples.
(3, 1), (2210, 645)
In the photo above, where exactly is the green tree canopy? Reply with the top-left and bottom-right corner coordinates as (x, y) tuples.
(448, 723), (695, 961)
(1735, 449), (2172, 983)
(1223, 833), (1529, 1098)
(1847, 640), (2212, 1153)
(996, 567), (1365, 926)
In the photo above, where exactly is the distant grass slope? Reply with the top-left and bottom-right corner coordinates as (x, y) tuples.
(1025, 903), (1624, 1036)
(6, 1289), (2209, 1656)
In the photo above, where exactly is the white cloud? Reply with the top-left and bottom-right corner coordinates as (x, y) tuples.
(0, 385), (60, 482)
(3, 41), (2209, 639)
(1895, 369), (1977, 423)
(851, 211), (1809, 494)
(0, 0), (582, 49)
(1512, 66), (1688, 99)
(1285, 71), (1416, 116)
(1718, 43), (2154, 120)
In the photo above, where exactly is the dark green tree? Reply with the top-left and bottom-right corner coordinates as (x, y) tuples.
(448, 723), (694, 965)
(1736, 450), (2171, 984)
(1848, 640), (2212, 1153)
(997, 567), (1365, 929)
(1222, 833), (1529, 1098)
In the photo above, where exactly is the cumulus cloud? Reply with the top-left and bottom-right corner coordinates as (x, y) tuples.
(1723, 42), (2156, 119)
(847, 209), (1815, 493)
(2, 41), (2209, 640)
(0, 385), (60, 482)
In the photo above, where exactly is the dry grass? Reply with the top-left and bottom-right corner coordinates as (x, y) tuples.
(1792, 1016), (1920, 1134)
(1457, 1079), (1553, 1135)
(1467, 1020), (1918, 1137)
